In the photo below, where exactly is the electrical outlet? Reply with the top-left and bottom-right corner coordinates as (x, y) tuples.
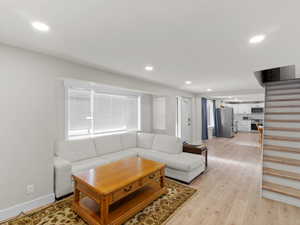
(26, 184), (35, 194)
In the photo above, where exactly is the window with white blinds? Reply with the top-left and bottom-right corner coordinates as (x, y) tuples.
(67, 88), (140, 137)
(153, 96), (166, 130)
(68, 89), (92, 136)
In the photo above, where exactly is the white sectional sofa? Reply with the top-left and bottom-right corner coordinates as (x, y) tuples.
(54, 132), (206, 198)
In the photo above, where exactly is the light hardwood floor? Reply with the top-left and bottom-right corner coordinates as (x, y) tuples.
(166, 132), (300, 225)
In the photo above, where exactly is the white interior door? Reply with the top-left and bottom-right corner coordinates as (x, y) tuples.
(180, 97), (192, 143)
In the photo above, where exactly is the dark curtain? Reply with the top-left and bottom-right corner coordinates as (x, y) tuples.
(212, 100), (217, 136)
(201, 98), (208, 140)
(213, 100), (221, 137)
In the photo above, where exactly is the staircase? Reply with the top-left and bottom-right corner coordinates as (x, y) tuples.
(262, 79), (300, 207)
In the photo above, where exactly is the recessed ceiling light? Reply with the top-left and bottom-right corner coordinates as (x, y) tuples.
(32, 21), (50, 32)
(145, 65), (154, 71)
(249, 34), (265, 44)
(185, 81), (192, 85)
(207, 88), (212, 92)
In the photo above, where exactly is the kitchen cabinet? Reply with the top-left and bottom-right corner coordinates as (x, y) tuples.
(251, 103), (264, 108)
(231, 104), (238, 114)
(237, 104), (251, 114)
(237, 120), (251, 132)
(224, 102), (264, 132)
(225, 104), (239, 114)
(223, 102), (264, 114)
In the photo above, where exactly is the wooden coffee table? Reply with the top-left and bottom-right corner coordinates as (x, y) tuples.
(72, 157), (166, 225)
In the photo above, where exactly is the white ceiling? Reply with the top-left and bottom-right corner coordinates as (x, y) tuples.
(1, 0), (300, 93)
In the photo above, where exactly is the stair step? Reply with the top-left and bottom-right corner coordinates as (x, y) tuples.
(264, 149), (300, 161)
(262, 181), (300, 199)
(265, 112), (300, 115)
(264, 155), (300, 166)
(267, 87), (300, 92)
(265, 130), (300, 138)
(265, 122), (300, 129)
(266, 108), (300, 113)
(264, 127), (300, 132)
(266, 105), (300, 108)
(265, 119), (300, 123)
(264, 144), (300, 154)
(265, 115), (300, 121)
(264, 135), (300, 142)
(266, 79), (300, 86)
(263, 168), (300, 182)
(267, 92), (300, 96)
(267, 95), (300, 102)
(266, 98), (300, 102)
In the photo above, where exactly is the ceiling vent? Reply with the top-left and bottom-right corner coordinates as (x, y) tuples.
(254, 65), (296, 86)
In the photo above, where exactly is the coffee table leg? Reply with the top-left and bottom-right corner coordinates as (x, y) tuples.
(74, 180), (80, 203)
(160, 169), (165, 188)
(100, 196), (109, 225)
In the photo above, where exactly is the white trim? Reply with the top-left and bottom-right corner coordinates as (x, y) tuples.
(90, 89), (95, 134)
(64, 87), (69, 139)
(178, 96), (193, 142)
(68, 129), (140, 140)
(0, 193), (55, 222)
(176, 96), (182, 138)
(137, 96), (141, 131)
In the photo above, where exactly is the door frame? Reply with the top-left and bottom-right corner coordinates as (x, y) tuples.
(176, 96), (193, 142)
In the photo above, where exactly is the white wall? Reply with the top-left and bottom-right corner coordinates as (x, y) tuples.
(0, 43), (196, 213)
(152, 96), (179, 136)
(194, 96), (202, 142)
(0, 48), (56, 213)
(140, 94), (153, 133)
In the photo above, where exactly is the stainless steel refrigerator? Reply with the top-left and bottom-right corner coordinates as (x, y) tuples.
(215, 107), (234, 138)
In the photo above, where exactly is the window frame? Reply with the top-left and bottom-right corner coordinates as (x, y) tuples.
(66, 87), (141, 139)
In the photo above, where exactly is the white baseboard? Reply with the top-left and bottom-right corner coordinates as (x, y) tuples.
(0, 193), (55, 222)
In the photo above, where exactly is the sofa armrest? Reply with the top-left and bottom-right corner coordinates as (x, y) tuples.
(183, 144), (208, 169)
(54, 157), (71, 169)
(54, 157), (73, 198)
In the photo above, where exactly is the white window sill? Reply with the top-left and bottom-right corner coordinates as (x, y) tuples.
(68, 129), (140, 140)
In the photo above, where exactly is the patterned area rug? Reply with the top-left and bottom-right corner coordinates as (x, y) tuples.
(2, 179), (196, 225)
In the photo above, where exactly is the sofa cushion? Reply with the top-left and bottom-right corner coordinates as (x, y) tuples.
(94, 134), (122, 156)
(99, 150), (138, 163)
(56, 139), (97, 162)
(139, 150), (204, 172)
(121, 132), (137, 149)
(72, 157), (108, 174)
(137, 133), (155, 149)
(126, 147), (148, 155)
(152, 134), (183, 154)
